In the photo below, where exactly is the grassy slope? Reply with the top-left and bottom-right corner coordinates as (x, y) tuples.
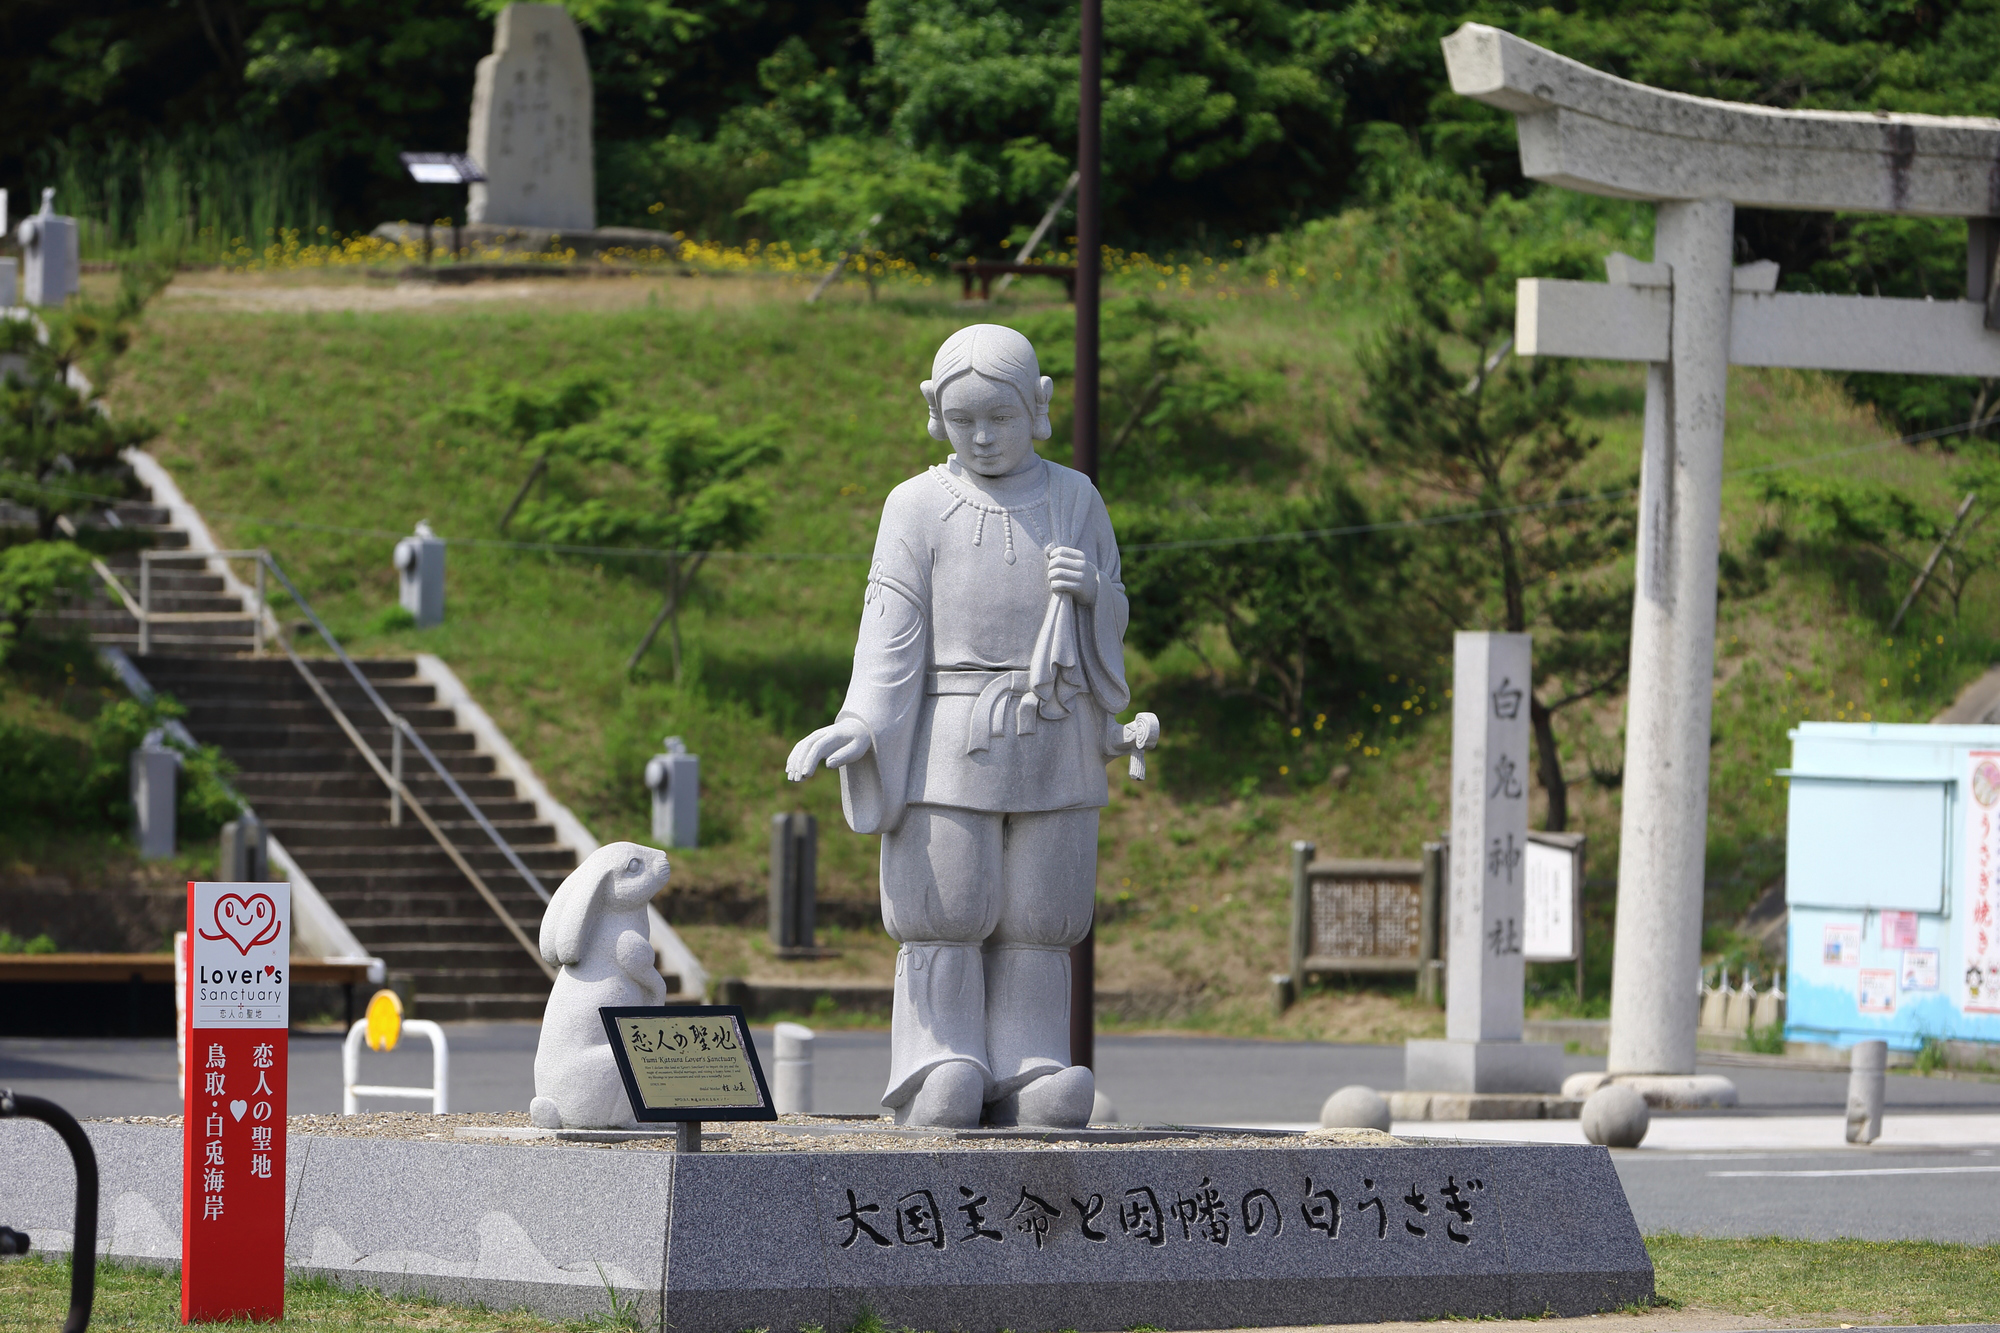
(8, 1237), (2000, 1327)
(99, 264), (2000, 1038)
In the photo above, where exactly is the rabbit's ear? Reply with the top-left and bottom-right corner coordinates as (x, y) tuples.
(541, 853), (611, 967)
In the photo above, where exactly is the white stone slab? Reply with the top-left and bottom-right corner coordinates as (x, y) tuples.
(466, 4), (595, 232)
(1518, 281), (2000, 377)
(1445, 22), (2000, 216)
(1517, 280), (1669, 361)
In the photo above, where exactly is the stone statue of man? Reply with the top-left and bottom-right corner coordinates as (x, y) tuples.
(787, 323), (1159, 1129)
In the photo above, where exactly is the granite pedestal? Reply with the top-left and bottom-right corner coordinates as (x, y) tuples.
(1406, 1038), (1566, 1095)
(1, 1118), (1654, 1331)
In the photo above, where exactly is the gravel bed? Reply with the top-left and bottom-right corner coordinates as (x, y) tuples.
(94, 1112), (1412, 1153)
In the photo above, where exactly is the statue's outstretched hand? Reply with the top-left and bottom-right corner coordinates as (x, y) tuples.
(1046, 546), (1099, 605)
(787, 716), (872, 782)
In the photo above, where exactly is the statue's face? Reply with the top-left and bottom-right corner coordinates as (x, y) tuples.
(939, 373), (1037, 477)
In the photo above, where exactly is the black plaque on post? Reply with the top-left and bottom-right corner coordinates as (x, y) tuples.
(600, 1005), (777, 1141)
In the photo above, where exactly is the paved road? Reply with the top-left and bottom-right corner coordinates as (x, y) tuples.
(1617, 1145), (2000, 1242)
(8, 1027), (2000, 1241)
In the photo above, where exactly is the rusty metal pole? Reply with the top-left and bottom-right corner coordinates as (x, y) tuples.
(1069, 0), (1102, 1075)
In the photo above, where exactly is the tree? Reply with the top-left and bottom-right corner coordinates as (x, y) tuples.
(0, 263), (164, 540)
(739, 135), (965, 262)
(455, 375), (611, 531)
(1339, 182), (1634, 831)
(1759, 467), (2000, 627)
(1120, 475), (1410, 726)
(0, 254), (171, 660)
(509, 412), (782, 680)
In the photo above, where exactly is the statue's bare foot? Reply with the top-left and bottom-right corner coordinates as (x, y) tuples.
(893, 1061), (985, 1128)
(529, 1096), (562, 1129)
(991, 1066), (1094, 1128)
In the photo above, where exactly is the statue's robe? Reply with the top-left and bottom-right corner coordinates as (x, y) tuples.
(836, 454), (1132, 834)
(832, 453), (1133, 1107)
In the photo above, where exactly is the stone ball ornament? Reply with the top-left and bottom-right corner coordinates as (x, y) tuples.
(1581, 1082), (1651, 1149)
(785, 323), (1159, 1129)
(1318, 1084), (1393, 1132)
(530, 842), (671, 1129)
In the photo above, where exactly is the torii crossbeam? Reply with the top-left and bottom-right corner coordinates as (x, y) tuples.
(1443, 24), (2000, 1102)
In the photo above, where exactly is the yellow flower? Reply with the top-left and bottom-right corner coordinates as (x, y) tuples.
(1290, 727), (1301, 737)
(1279, 765), (1290, 775)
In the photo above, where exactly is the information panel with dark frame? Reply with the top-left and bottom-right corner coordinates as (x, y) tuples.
(599, 1004), (777, 1123)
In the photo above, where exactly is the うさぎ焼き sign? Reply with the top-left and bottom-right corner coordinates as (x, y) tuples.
(601, 1005), (777, 1121)
(183, 882), (290, 1322)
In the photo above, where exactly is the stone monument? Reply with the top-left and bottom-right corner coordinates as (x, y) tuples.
(530, 842), (672, 1129)
(466, 4), (595, 233)
(1406, 632), (1562, 1094)
(1442, 23), (2000, 1105)
(787, 323), (1160, 1129)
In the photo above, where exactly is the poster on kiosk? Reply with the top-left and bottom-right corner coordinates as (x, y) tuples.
(183, 881), (289, 1321)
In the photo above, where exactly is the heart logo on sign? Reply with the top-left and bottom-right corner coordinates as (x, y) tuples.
(199, 894), (282, 955)
(230, 1100), (248, 1121)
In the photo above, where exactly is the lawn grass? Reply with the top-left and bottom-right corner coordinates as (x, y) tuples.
(6, 1236), (1999, 1328)
(0, 1256), (611, 1332)
(1647, 1234), (2000, 1324)
(71, 249), (2000, 1036)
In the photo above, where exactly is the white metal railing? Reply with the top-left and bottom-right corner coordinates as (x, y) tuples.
(88, 547), (268, 655)
(343, 1018), (450, 1114)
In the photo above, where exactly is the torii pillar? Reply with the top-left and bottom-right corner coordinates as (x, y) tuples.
(1444, 24), (2000, 1104)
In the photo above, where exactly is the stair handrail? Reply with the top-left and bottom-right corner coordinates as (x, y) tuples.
(255, 553), (557, 982)
(270, 626), (555, 983)
(256, 554), (552, 904)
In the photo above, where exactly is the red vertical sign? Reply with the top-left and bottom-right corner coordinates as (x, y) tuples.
(182, 882), (289, 1322)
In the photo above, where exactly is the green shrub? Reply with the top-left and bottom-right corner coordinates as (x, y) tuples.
(0, 693), (240, 843)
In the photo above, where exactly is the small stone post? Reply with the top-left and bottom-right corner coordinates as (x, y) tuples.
(646, 737), (699, 848)
(131, 730), (180, 859)
(769, 812), (818, 955)
(393, 521), (446, 627)
(17, 189), (79, 308)
(1404, 632), (1562, 1093)
(1845, 1039), (1887, 1144)
(772, 1021), (814, 1114)
(220, 812), (269, 882)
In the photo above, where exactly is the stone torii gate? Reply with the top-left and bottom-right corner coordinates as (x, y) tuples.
(1443, 24), (2000, 1103)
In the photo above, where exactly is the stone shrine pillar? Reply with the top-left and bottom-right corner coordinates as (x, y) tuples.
(1607, 200), (1734, 1081)
(1405, 631), (1563, 1094)
(466, 4), (596, 232)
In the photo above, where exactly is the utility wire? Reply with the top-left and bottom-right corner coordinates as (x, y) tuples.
(2, 414), (1989, 562)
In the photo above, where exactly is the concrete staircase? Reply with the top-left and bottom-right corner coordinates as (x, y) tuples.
(23, 484), (571, 1021)
(142, 657), (571, 1021)
(29, 494), (262, 653)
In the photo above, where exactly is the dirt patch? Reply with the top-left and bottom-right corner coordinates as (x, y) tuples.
(158, 268), (809, 314)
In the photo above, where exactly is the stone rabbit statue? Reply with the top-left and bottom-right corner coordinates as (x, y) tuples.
(529, 842), (671, 1129)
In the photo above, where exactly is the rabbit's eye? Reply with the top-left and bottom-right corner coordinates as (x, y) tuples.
(626, 858), (643, 874)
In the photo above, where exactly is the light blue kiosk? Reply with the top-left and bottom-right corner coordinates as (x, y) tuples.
(1786, 721), (2000, 1051)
